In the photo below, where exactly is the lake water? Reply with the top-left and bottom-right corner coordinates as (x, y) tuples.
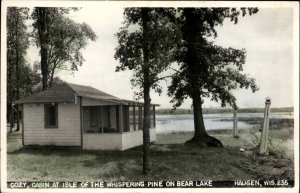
(156, 112), (293, 134)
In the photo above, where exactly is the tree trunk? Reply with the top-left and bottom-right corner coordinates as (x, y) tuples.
(186, 93), (223, 147)
(15, 105), (20, 131)
(48, 66), (56, 88)
(7, 46), (14, 132)
(41, 47), (49, 90)
(36, 8), (49, 91)
(192, 91), (206, 138)
(143, 84), (151, 174)
(15, 14), (20, 131)
(10, 104), (14, 132)
(142, 8), (151, 175)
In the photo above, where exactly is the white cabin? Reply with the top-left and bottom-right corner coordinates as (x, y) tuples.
(15, 83), (157, 150)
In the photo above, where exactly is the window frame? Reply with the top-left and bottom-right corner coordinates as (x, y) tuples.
(44, 103), (58, 128)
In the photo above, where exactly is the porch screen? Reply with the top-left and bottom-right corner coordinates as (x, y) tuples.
(90, 107), (99, 127)
(129, 106), (135, 131)
(83, 106), (118, 133)
(138, 106), (143, 130)
(129, 105), (140, 131)
(150, 106), (154, 128)
(123, 106), (129, 132)
(135, 107), (139, 130)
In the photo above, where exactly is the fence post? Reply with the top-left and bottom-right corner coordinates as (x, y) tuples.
(233, 108), (238, 138)
(259, 97), (271, 155)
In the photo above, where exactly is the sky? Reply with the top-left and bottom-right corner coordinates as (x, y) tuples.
(26, 5), (296, 109)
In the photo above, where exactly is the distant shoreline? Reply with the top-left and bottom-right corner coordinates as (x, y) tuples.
(156, 107), (294, 115)
(156, 117), (294, 135)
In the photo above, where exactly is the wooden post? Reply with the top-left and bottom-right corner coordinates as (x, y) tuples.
(101, 106), (103, 133)
(116, 105), (119, 132)
(108, 106), (111, 129)
(153, 105), (156, 128)
(259, 97), (271, 155)
(127, 106), (130, 132)
(233, 109), (238, 138)
(119, 105), (123, 133)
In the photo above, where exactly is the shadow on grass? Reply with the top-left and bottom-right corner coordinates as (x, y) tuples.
(8, 145), (143, 156)
(7, 142), (235, 158)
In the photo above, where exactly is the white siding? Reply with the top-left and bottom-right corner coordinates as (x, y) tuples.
(83, 128), (156, 150)
(150, 128), (156, 142)
(122, 128), (156, 150)
(23, 103), (81, 146)
(83, 133), (122, 150)
(121, 130), (143, 150)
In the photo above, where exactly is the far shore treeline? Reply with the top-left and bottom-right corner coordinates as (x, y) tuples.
(155, 107), (294, 115)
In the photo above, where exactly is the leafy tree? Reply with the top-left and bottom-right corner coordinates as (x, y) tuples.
(115, 8), (177, 174)
(19, 61), (42, 95)
(31, 7), (97, 90)
(7, 7), (30, 132)
(168, 8), (259, 146)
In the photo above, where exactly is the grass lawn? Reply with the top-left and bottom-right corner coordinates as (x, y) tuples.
(7, 127), (294, 181)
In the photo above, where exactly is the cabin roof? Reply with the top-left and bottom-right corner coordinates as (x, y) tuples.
(14, 83), (159, 106)
(68, 83), (121, 102)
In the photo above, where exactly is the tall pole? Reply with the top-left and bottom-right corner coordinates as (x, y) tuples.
(259, 97), (271, 155)
(233, 108), (238, 138)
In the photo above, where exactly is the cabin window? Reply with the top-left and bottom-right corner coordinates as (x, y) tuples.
(44, 103), (58, 128)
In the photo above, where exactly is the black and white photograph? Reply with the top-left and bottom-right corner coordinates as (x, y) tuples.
(0, 1), (299, 192)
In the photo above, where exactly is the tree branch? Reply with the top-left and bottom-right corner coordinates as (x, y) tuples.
(170, 67), (180, 73)
(151, 75), (173, 85)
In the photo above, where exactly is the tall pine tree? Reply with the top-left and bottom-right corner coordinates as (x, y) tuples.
(168, 8), (259, 146)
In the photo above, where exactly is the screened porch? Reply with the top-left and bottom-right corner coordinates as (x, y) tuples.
(81, 102), (156, 150)
(82, 104), (156, 134)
